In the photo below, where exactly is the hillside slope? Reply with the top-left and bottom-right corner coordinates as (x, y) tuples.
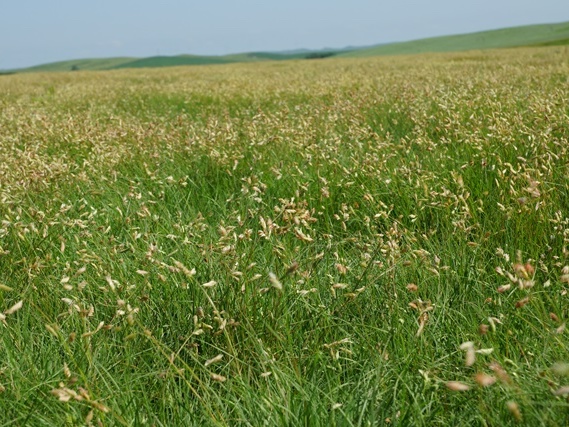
(341, 21), (569, 57)
(12, 20), (569, 72)
(20, 57), (136, 72)
(14, 51), (325, 73)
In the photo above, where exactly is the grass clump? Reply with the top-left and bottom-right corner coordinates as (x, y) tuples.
(0, 47), (569, 425)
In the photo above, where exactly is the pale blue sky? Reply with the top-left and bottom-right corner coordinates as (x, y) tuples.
(1, 0), (568, 69)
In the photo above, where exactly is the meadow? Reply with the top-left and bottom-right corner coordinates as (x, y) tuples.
(1, 47), (569, 426)
(12, 21), (569, 73)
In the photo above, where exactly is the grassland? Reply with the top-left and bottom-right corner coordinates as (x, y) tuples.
(1, 46), (569, 426)
(19, 57), (138, 72)
(12, 21), (569, 73)
(12, 51), (329, 73)
(341, 21), (569, 57)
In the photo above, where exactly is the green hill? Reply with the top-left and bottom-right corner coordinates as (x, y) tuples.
(15, 51), (323, 73)
(341, 21), (569, 58)
(111, 55), (238, 69)
(20, 57), (136, 72)
(12, 20), (569, 73)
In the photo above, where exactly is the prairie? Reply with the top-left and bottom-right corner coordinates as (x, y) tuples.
(1, 47), (569, 426)
(12, 21), (569, 73)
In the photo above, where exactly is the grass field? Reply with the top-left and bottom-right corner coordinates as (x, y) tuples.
(11, 21), (569, 73)
(341, 21), (569, 57)
(19, 57), (138, 73)
(1, 46), (569, 426)
(12, 51), (333, 74)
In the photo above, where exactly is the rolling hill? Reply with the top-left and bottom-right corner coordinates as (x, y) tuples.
(19, 57), (137, 73)
(11, 51), (331, 73)
(9, 20), (569, 73)
(340, 21), (569, 58)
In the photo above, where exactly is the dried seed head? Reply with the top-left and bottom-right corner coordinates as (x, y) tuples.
(497, 284), (511, 293)
(465, 347), (476, 367)
(210, 373), (227, 382)
(474, 372), (496, 387)
(552, 386), (569, 396)
(335, 263), (347, 275)
(4, 300), (23, 315)
(446, 381), (470, 391)
(205, 354), (223, 366)
(50, 387), (74, 402)
(268, 272), (282, 290)
(459, 341), (474, 350)
(476, 348), (494, 356)
(286, 261), (299, 275)
(406, 283), (418, 292)
(85, 410), (94, 425)
(506, 401), (522, 422)
(460, 342), (476, 367)
(513, 263), (528, 279)
(416, 312), (428, 337)
(45, 324), (59, 337)
(489, 362), (513, 385)
(515, 297), (530, 308)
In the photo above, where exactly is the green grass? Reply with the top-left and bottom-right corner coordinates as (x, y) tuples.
(112, 55), (236, 69)
(1, 48), (569, 425)
(13, 21), (569, 74)
(14, 51), (325, 73)
(529, 37), (569, 47)
(20, 57), (137, 72)
(341, 21), (569, 57)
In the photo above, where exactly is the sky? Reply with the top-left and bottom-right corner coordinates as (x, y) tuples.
(1, 0), (568, 69)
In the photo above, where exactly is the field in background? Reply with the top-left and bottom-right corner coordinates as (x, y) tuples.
(10, 20), (569, 73)
(11, 50), (341, 74)
(1, 47), (569, 425)
(340, 20), (569, 57)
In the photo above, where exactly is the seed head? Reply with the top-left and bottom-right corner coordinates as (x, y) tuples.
(474, 372), (496, 387)
(210, 373), (227, 382)
(205, 354), (224, 367)
(268, 272), (282, 290)
(506, 401), (522, 422)
(4, 300), (23, 315)
(446, 381), (470, 391)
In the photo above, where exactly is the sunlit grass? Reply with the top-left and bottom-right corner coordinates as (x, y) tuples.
(1, 47), (569, 425)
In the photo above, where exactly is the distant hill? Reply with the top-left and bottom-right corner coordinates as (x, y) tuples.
(111, 55), (237, 69)
(9, 20), (569, 73)
(15, 55), (244, 73)
(340, 21), (569, 58)
(12, 50), (340, 73)
(21, 57), (137, 72)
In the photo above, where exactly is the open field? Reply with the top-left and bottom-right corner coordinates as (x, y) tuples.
(1, 47), (569, 425)
(11, 21), (569, 73)
(12, 51), (338, 74)
(341, 21), (569, 58)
